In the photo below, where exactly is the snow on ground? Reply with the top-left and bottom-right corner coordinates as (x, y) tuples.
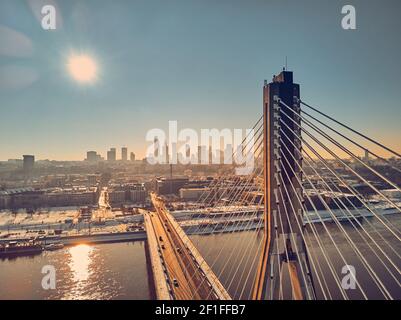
(0, 208), (78, 227)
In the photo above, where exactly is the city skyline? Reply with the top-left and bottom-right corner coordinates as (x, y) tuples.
(0, 1), (400, 303)
(1, 0), (401, 161)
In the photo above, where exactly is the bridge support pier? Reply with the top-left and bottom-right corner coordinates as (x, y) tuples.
(267, 233), (315, 299)
(253, 70), (316, 300)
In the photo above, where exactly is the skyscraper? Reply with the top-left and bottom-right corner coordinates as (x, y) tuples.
(171, 142), (177, 164)
(87, 151), (97, 162)
(165, 143), (169, 164)
(23, 155), (35, 173)
(154, 138), (159, 158)
(209, 145), (213, 164)
(200, 145), (207, 164)
(121, 147), (128, 161)
(185, 144), (191, 158)
(224, 144), (233, 164)
(86, 151), (102, 162)
(197, 145), (202, 164)
(130, 152), (136, 161)
(107, 148), (116, 161)
(364, 149), (370, 162)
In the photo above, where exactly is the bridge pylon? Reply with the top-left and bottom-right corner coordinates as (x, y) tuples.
(253, 70), (316, 300)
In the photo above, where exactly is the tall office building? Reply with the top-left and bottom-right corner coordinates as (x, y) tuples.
(86, 151), (103, 162)
(107, 148), (116, 161)
(200, 145), (207, 164)
(130, 152), (136, 161)
(364, 149), (370, 162)
(87, 151), (97, 162)
(185, 144), (191, 158)
(165, 143), (169, 164)
(224, 144), (233, 164)
(197, 145), (202, 164)
(171, 142), (177, 164)
(23, 155), (35, 173)
(121, 147), (128, 161)
(154, 138), (159, 158)
(85, 151), (103, 162)
(107, 151), (112, 161)
(209, 145), (213, 164)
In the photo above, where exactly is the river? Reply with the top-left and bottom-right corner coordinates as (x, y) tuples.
(0, 215), (400, 300)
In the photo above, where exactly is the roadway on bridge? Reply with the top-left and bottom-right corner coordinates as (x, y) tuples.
(148, 210), (196, 299)
(151, 193), (219, 300)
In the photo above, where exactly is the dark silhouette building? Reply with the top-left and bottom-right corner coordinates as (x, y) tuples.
(23, 155), (35, 173)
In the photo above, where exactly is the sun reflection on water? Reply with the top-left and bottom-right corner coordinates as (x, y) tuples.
(64, 243), (121, 300)
(68, 244), (93, 283)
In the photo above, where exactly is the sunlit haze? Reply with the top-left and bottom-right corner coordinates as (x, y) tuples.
(0, 0), (400, 161)
(67, 54), (98, 84)
(0, 0), (400, 304)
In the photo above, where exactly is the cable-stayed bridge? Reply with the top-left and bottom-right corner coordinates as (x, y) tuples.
(145, 70), (401, 300)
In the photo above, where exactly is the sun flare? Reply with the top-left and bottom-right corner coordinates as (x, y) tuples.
(67, 54), (98, 84)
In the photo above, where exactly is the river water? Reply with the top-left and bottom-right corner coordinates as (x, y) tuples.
(0, 215), (400, 300)
(0, 241), (151, 300)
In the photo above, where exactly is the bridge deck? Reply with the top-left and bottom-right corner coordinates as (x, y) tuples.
(148, 193), (231, 300)
(143, 212), (172, 300)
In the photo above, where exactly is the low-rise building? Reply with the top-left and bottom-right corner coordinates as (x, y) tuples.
(0, 192), (11, 209)
(45, 189), (97, 207)
(155, 177), (189, 195)
(108, 190), (126, 204)
(0, 187), (97, 209)
(108, 183), (148, 205)
(382, 189), (401, 200)
(130, 189), (147, 203)
(179, 188), (209, 201)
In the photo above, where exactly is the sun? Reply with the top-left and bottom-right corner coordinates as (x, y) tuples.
(67, 54), (98, 84)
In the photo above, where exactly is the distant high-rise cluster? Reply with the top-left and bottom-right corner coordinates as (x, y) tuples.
(145, 141), (237, 165)
(84, 147), (137, 162)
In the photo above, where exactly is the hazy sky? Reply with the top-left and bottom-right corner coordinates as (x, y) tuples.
(0, 0), (400, 160)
